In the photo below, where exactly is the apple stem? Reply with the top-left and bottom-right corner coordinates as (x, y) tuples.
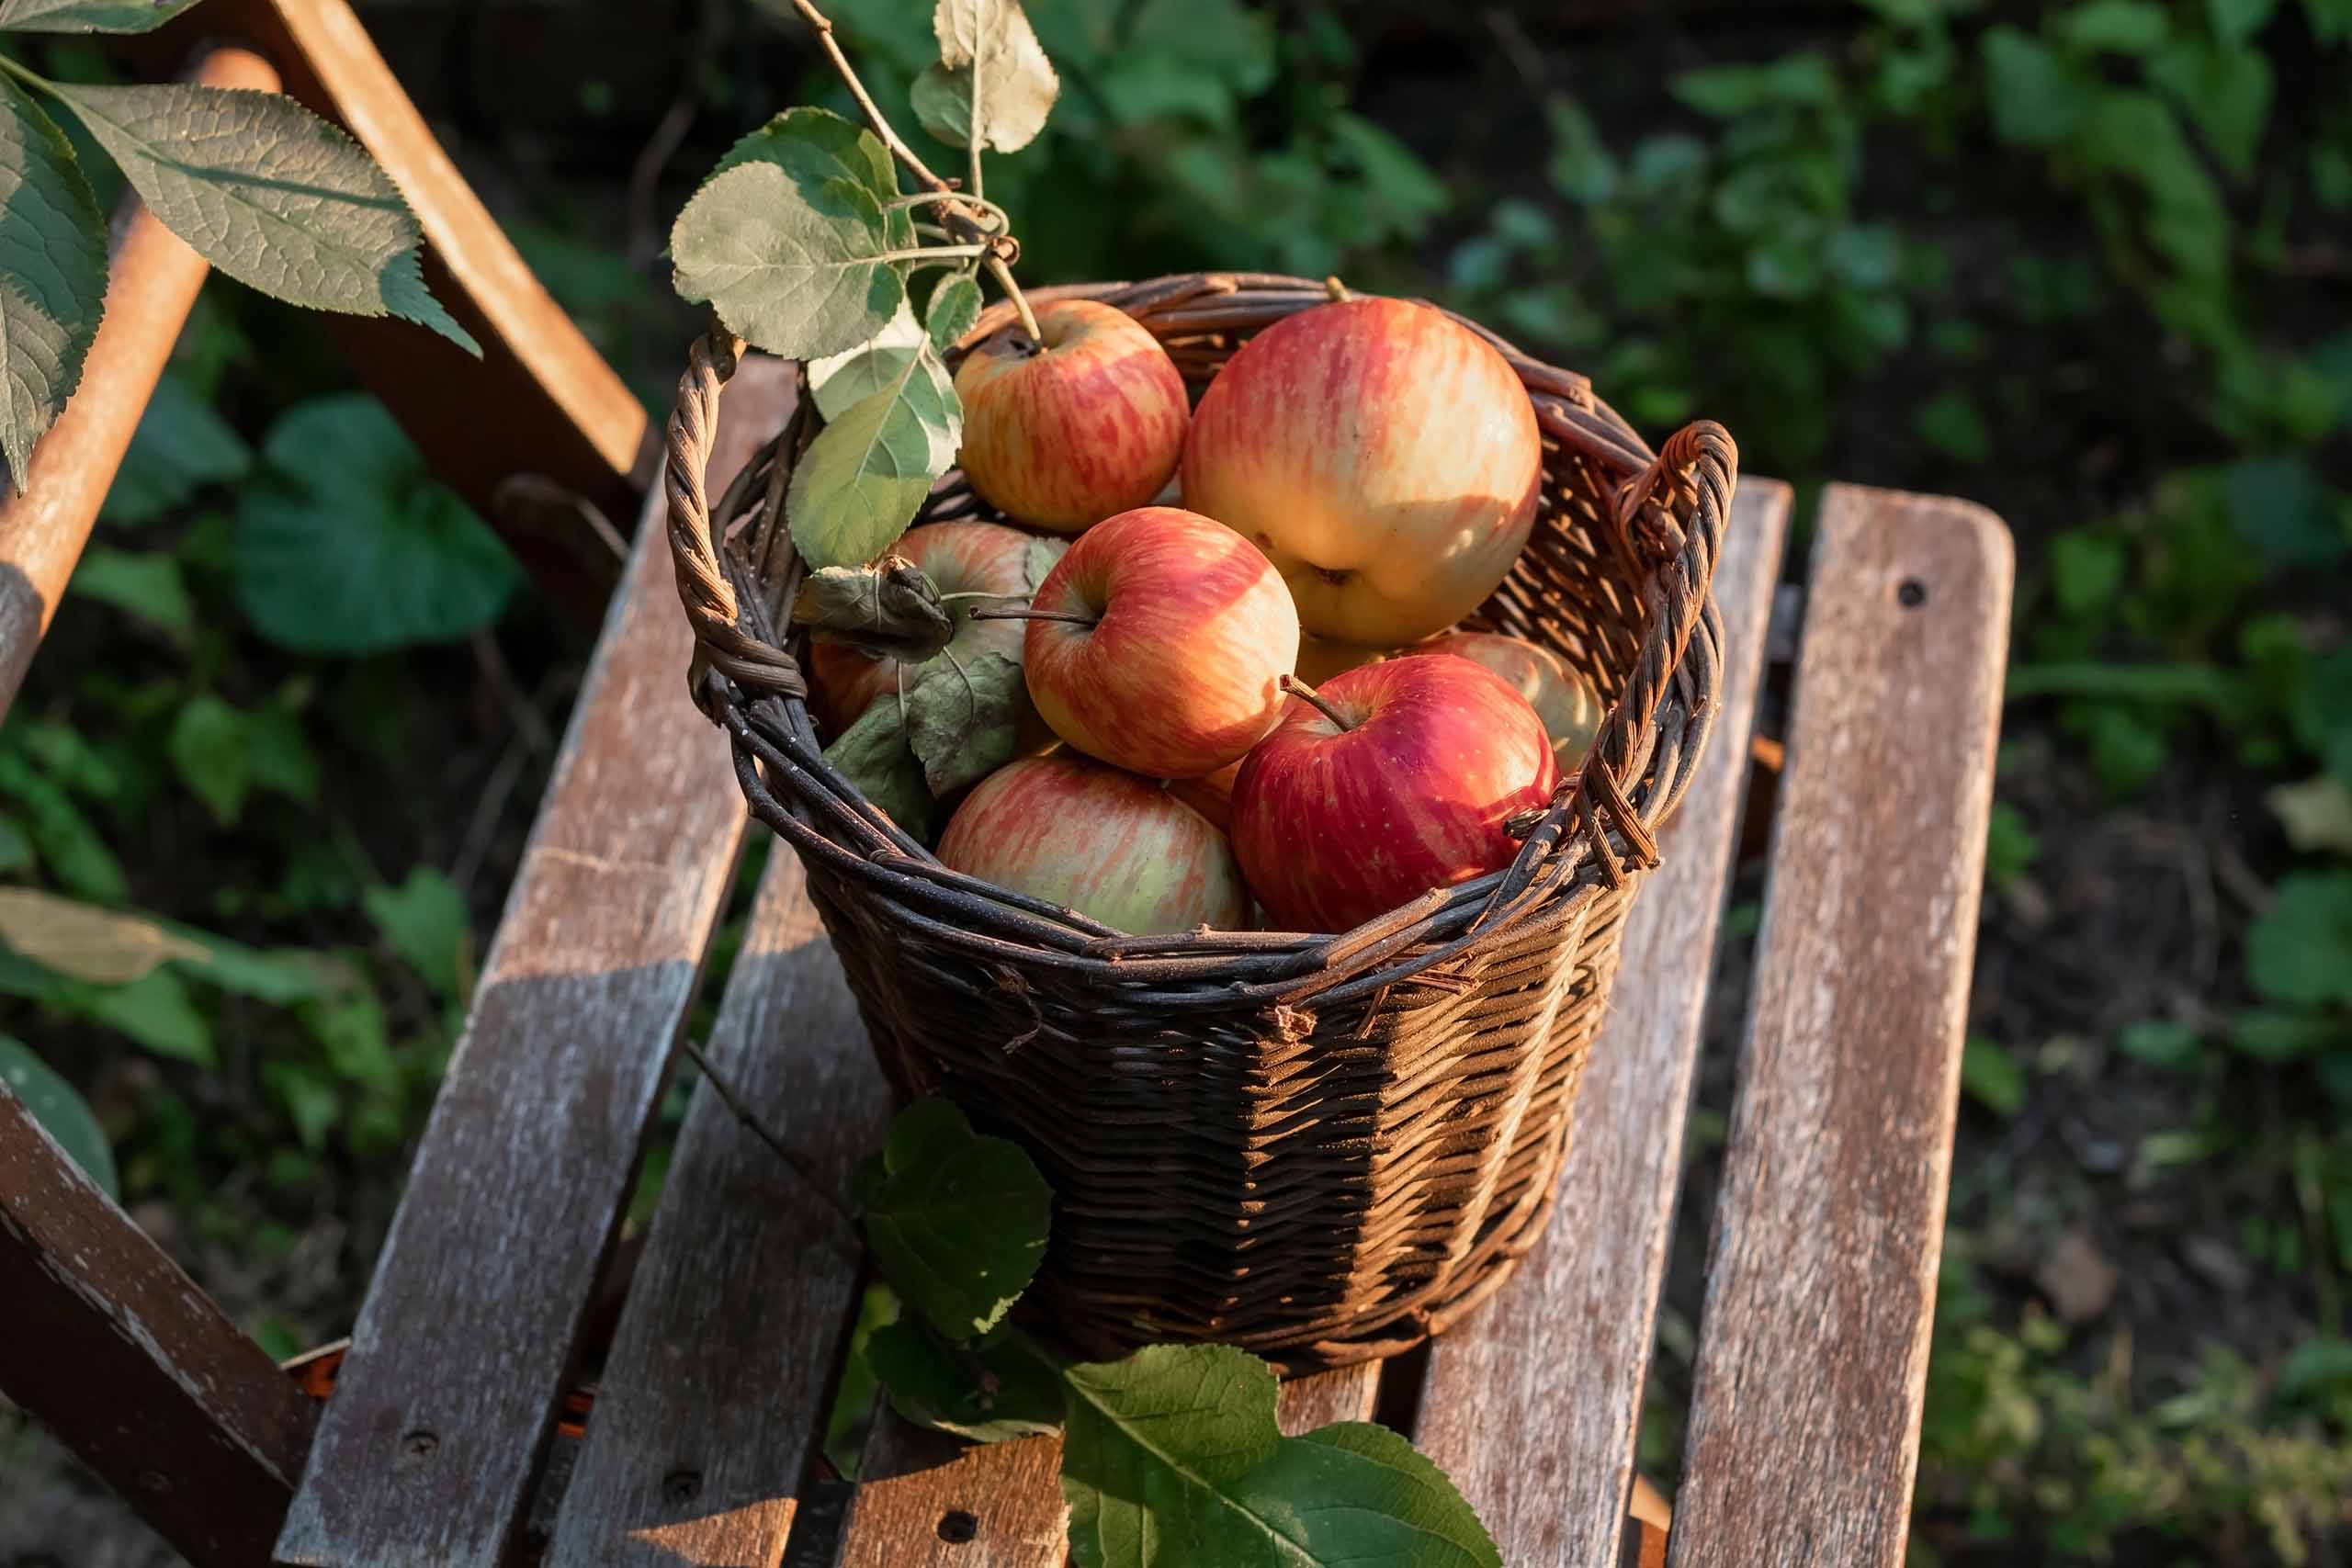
(1281, 673), (1356, 732)
(987, 250), (1042, 343)
(969, 606), (1097, 628)
(935, 590), (1032, 604)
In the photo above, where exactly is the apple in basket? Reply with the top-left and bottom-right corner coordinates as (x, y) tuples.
(937, 754), (1248, 935)
(1232, 655), (1558, 934)
(986, 506), (1299, 780)
(954, 299), (1191, 534)
(1419, 629), (1604, 772)
(1181, 295), (1544, 649)
(807, 520), (1065, 738)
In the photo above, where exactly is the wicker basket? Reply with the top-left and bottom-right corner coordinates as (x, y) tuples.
(665, 272), (1735, 1370)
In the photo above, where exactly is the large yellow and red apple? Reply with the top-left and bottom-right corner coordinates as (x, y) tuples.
(1182, 297), (1544, 648)
(937, 754), (1248, 934)
(808, 520), (1064, 739)
(954, 300), (1190, 533)
(1231, 655), (1558, 933)
(1419, 630), (1604, 772)
(1013, 506), (1299, 780)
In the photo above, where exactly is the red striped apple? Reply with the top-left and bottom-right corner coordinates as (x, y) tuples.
(1419, 630), (1604, 772)
(1231, 655), (1558, 933)
(808, 520), (1064, 738)
(937, 754), (1248, 934)
(954, 300), (1190, 534)
(1182, 296), (1543, 647)
(1005, 506), (1299, 780)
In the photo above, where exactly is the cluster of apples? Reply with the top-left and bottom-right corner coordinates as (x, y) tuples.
(812, 293), (1607, 937)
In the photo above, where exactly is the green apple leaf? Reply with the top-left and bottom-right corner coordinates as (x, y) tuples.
(709, 106), (911, 251)
(793, 559), (955, 662)
(1061, 1344), (1501, 1568)
(0, 0), (209, 32)
(672, 161), (906, 362)
(0, 79), (107, 492)
(0, 1033), (117, 1198)
(866, 1319), (1066, 1443)
(822, 691), (943, 842)
(44, 81), (477, 354)
(853, 1096), (1050, 1341)
(905, 649), (1023, 797)
(787, 344), (960, 571)
(101, 371), (251, 525)
(808, 300), (924, 422)
(234, 395), (519, 653)
(926, 272), (984, 355)
(919, 0), (1060, 153)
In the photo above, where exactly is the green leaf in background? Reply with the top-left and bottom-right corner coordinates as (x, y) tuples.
(822, 694), (941, 841)
(1060, 1344), (1501, 1568)
(1543, 96), (1619, 206)
(2208, 0), (2279, 43)
(2056, 1), (2172, 56)
(808, 300), (924, 422)
(1984, 801), (2040, 891)
(2048, 528), (2127, 616)
(261, 1059), (339, 1153)
(2148, 36), (2272, 177)
(904, 649), (1023, 797)
(1671, 51), (1837, 117)
(925, 272), (982, 355)
(1961, 1034), (2027, 1118)
(0, 0), (209, 32)
(0, 750), (126, 900)
(69, 547), (195, 642)
(43, 82), (477, 354)
(65, 965), (214, 1067)
(787, 344), (960, 570)
(2117, 1019), (2205, 1070)
(100, 371), (252, 525)
(1912, 386), (1994, 464)
(0, 1033), (117, 1197)
(363, 866), (469, 1001)
(1982, 28), (2086, 148)
(2245, 872), (2352, 1009)
(919, 0), (1061, 153)
(170, 692), (322, 826)
(0, 813), (29, 874)
(0, 76), (108, 491)
(302, 983), (398, 1096)
(233, 395), (519, 653)
(671, 158), (907, 362)
(853, 1096), (1049, 1340)
(867, 1319), (1065, 1442)
(2223, 457), (2346, 568)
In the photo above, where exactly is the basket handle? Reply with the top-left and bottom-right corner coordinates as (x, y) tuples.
(665, 326), (811, 708)
(1567, 418), (1737, 886)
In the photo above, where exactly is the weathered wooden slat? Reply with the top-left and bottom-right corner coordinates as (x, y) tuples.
(0, 46), (278, 720)
(275, 359), (794, 1568)
(1413, 480), (1792, 1566)
(831, 1364), (1379, 1563)
(1668, 485), (2011, 1568)
(545, 843), (888, 1568)
(1, 1084), (316, 1568)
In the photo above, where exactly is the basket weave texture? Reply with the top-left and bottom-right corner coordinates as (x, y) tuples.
(666, 273), (1736, 1369)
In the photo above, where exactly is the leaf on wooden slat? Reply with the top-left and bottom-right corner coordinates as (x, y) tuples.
(0, 78), (107, 491)
(822, 694), (942, 842)
(0, 1032), (119, 1197)
(786, 344), (961, 570)
(44, 82), (477, 353)
(0, 886), (208, 985)
(1060, 1344), (1501, 1568)
(916, 0), (1059, 152)
(867, 1319), (1065, 1443)
(0, 0), (209, 33)
(853, 1097), (1049, 1340)
(926, 272), (983, 354)
(905, 649), (1023, 797)
(794, 558), (955, 661)
(808, 300), (924, 422)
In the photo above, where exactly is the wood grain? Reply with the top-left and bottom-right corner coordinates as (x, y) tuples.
(275, 359), (794, 1568)
(0, 47), (278, 721)
(1668, 485), (2012, 1568)
(1413, 480), (1792, 1567)
(2, 1078), (316, 1568)
(545, 845), (890, 1568)
(130, 0), (650, 624)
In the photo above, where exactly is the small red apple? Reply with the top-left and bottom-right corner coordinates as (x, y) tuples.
(937, 754), (1248, 935)
(808, 520), (1065, 738)
(954, 299), (1191, 533)
(1231, 655), (1558, 933)
(1418, 630), (1604, 772)
(1182, 296), (1543, 647)
(1009, 506), (1299, 780)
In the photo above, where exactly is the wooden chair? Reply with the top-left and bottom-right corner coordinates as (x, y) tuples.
(0, 7), (2014, 1565)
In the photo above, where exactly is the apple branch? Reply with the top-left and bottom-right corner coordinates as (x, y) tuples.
(1280, 674), (1357, 732)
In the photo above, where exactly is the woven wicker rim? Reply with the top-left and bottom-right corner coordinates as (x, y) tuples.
(662, 272), (1735, 1009)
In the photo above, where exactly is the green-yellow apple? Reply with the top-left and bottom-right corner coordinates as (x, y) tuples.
(954, 300), (1190, 534)
(808, 520), (1065, 738)
(1001, 506), (1299, 779)
(1231, 655), (1557, 933)
(937, 754), (1248, 934)
(1182, 296), (1543, 646)
(1419, 630), (1604, 772)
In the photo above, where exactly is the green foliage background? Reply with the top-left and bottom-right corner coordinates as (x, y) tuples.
(4, 1), (2350, 1562)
